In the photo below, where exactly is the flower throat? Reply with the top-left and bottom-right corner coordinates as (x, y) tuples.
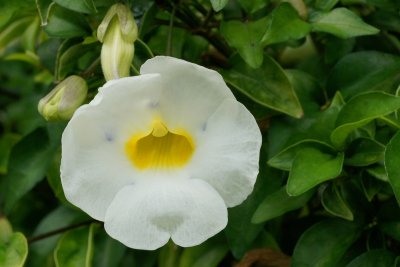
(125, 121), (194, 169)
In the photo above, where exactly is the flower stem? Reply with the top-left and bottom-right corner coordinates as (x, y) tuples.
(28, 219), (98, 244)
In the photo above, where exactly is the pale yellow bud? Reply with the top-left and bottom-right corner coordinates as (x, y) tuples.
(38, 75), (88, 121)
(97, 3), (138, 81)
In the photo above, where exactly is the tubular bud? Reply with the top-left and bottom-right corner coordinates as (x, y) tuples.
(38, 75), (88, 121)
(97, 3), (138, 81)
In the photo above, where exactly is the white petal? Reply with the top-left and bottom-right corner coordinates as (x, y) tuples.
(140, 56), (235, 132)
(104, 179), (227, 250)
(61, 74), (163, 220)
(188, 99), (262, 207)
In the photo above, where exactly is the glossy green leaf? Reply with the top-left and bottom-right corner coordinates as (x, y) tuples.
(292, 219), (362, 267)
(221, 17), (267, 68)
(327, 51), (400, 99)
(261, 3), (311, 46)
(310, 8), (379, 38)
(54, 224), (95, 267)
(384, 131), (400, 205)
(179, 235), (228, 267)
(0, 218), (28, 267)
(287, 147), (344, 196)
(268, 141), (334, 171)
(221, 55), (303, 118)
(345, 138), (385, 167)
(53, 0), (96, 14)
(360, 174), (383, 202)
(331, 92), (400, 149)
(322, 183), (353, 220)
(0, 127), (59, 213)
(252, 186), (314, 223)
(346, 249), (396, 267)
(367, 164), (388, 182)
(210, 0), (228, 12)
(44, 4), (90, 38)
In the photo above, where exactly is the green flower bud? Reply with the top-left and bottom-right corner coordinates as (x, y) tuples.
(97, 3), (138, 81)
(38, 75), (88, 121)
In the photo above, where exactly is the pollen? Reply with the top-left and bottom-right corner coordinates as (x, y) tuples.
(125, 120), (195, 169)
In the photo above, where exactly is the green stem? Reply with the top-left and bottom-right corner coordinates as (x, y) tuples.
(166, 6), (176, 56)
(136, 38), (154, 58)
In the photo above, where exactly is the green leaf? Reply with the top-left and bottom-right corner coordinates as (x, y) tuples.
(315, 0), (339, 11)
(0, 218), (28, 267)
(380, 221), (400, 241)
(292, 219), (362, 267)
(331, 92), (400, 149)
(322, 183), (353, 220)
(367, 164), (388, 182)
(221, 54), (303, 118)
(327, 51), (400, 99)
(268, 141), (335, 171)
(0, 127), (59, 213)
(310, 8), (379, 38)
(179, 235), (228, 267)
(210, 0), (229, 12)
(47, 149), (69, 204)
(360, 174), (383, 202)
(252, 186), (314, 223)
(0, 17), (33, 55)
(385, 131), (400, 205)
(237, 0), (268, 13)
(287, 147), (344, 196)
(261, 3), (311, 46)
(346, 249), (396, 267)
(44, 4), (90, 38)
(54, 224), (95, 267)
(158, 241), (181, 267)
(345, 138), (385, 167)
(0, 133), (20, 174)
(53, 0), (96, 14)
(220, 17), (267, 68)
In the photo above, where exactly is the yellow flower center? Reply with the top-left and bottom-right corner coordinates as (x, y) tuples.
(125, 120), (195, 170)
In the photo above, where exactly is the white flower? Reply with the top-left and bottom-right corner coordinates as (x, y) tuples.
(61, 56), (262, 250)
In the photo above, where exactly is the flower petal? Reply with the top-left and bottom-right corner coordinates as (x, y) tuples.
(104, 178), (227, 250)
(189, 99), (262, 207)
(61, 74), (163, 220)
(140, 56), (235, 132)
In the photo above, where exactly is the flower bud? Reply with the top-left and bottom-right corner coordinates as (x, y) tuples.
(38, 75), (88, 121)
(97, 3), (138, 81)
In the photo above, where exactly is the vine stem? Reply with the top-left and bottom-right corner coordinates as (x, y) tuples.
(28, 220), (99, 244)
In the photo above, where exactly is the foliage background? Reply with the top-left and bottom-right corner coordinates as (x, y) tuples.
(1, 0), (400, 266)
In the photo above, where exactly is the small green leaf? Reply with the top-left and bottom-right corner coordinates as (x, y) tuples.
(360, 174), (383, 202)
(346, 249), (396, 267)
(287, 147), (344, 196)
(54, 224), (95, 267)
(252, 186), (314, 223)
(322, 183), (353, 220)
(0, 218), (28, 267)
(268, 141), (334, 171)
(345, 138), (385, 167)
(221, 54), (303, 118)
(53, 0), (96, 14)
(292, 219), (362, 267)
(179, 235), (228, 267)
(367, 164), (388, 182)
(380, 221), (400, 241)
(210, 0), (229, 12)
(385, 131), (400, 205)
(221, 17), (267, 68)
(331, 92), (400, 149)
(44, 4), (90, 38)
(261, 3), (311, 46)
(310, 8), (379, 38)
